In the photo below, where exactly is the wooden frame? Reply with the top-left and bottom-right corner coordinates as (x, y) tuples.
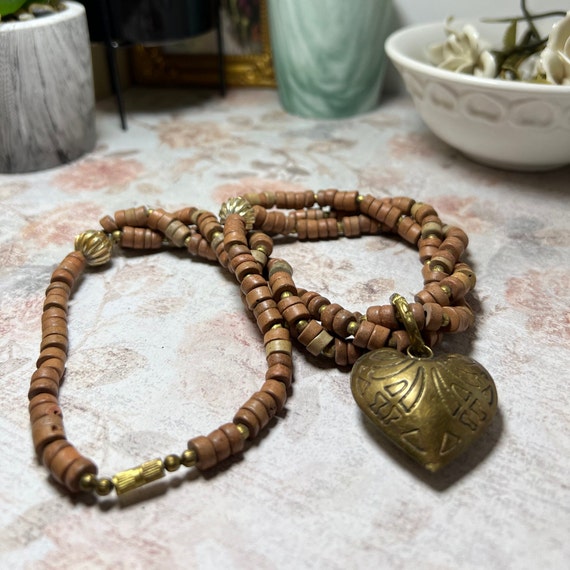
(131, 0), (275, 88)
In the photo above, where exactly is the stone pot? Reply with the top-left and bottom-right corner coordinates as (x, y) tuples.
(0, 2), (96, 173)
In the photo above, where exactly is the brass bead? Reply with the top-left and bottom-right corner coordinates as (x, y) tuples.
(74, 230), (113, 266)
(346, 320), (360, 336)
(337, 221), (344, 236)
(219, 197), (255, 230)
(441, 313), (450, 327)
(356, 194), (364, 203)
(440, 284), (452, 297)
(430, 262), (446, 272)
(295, 319), (309, 333)
(321, 344), (336, 358)
(181, 449), (197, 468)
(79, 473), (97, 492)
(164, 454), (181, 472)
(236, 423), (250, 440)
(95, 477), (114, 496)
(280, 291), (293, 299)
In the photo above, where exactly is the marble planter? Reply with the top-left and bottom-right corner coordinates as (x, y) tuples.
(0, 2), (96, 173)
(268, 0), (394, 119)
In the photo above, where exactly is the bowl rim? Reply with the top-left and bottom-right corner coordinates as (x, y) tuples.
(385, 21), (570, 95)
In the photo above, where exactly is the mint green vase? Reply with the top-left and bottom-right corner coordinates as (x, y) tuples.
(268, 0), (394, 119)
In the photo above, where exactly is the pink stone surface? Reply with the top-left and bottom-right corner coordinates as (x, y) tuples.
(1, 88), (568, 569)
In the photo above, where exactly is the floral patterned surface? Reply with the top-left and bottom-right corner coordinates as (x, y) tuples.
(1, 88), (569, 569)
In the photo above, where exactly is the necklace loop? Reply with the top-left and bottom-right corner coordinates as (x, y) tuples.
(390, 293), (433, 359)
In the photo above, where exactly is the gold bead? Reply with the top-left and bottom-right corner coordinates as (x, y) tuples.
(346, 320), (359, 336)
(181, 449), (197, 468)
(79, 473), (97, 492)
(236, 423), (250, 440)
(280, 291), (293, 299)
(441, 313), (450, 327)
(74, 230), (113, 266)
(95, 477), (114, 496)
(321, 344), (336, 359)
(440, 284), (451, 297)
(219, 197), (255, 230)
(295, 319), (308, 333)
(164, 454), (181, 472)
(337, 221), (344, 236)
(356, 194), (364, 203)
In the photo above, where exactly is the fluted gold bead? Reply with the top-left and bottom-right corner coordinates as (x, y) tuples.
(181, 449), (197, 468)
(74, 230), (113, 266)
(95, 477), (114, 496)
(164, 454), (181, 472)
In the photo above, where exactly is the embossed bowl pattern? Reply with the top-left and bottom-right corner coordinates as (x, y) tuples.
(385, 21), (570, 171)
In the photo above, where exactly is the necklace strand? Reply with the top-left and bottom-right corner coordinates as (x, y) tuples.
(29, 191), (482, 497)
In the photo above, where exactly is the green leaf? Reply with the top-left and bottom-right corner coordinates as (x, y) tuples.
(0, 1), (29, 17)
(503, 19), (518, 50)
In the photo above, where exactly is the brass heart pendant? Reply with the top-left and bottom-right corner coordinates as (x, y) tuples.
(351, 348), (498, 472)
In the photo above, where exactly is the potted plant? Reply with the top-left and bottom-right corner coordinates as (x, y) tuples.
(0, 1), (96, 173)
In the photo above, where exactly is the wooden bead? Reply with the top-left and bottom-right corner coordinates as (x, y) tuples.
(424, 303), (444, 331)
(334, 338), (349, 367)
(45, 280), (71, 297)
(422, 262), (447, 284)
(41, 438), (71, 468)
(261, 380), (287, 411)
(206, 428), (232, 462)
(29, 401), (63, 424)
(36, 346), (66, 368)
(240, 273), (267, 295)
(390, 330), (410, 352)
(29, 392), (59, 413)
(187, 435), (218, 470)
(332, 308), (357, 337)
(263, 325), (290, 345)
(38, 357), (65, 380)
(342, 216), (361, 237)
(31, 413), (66, 455)
(267, 351), (293, 370)
(391, 197), (415, 213)
(42, 306), (68, 323)
(50, 267), (75, 288)
(316, 188), (337, 207)
(353, 320), (390, 350)
(255, 306), (283, 334)
(251, 391), (278, 420)
(174, 206), (199, 225)
(245, 285), (273, 310)
(357, 214), (379, 235)
(120, 226), (163, 249)
(233, 408), (261, 439)
(115, 206), (148, 228)
(43, 292), (69, 313)
(445, 226), (469, 248)
(99, 214), (119, 233)
(265, 363), (292, 388)
(296, 319), (324, 346)
(40, 333), (68, 352)
(320, 303), (343, 331)
(440, 275), (467, 301)
(234, 260), (261, 282)
(366, 305), (398, 328)
(58, 252), (86, 281)
(305, 329), (334, 356)
(249, 231), (274, 256)
(411, 203), (437, 223)
(219, 423), (245, 455)
(269, 274), (297, 299)
(278, 296), (311, 326)
(430, 249), (457, 274)
(63, 455), (98, 492)
(333, 190), (359, 212)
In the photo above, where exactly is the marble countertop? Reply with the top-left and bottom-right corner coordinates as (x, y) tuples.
(1, 88), (568, 569)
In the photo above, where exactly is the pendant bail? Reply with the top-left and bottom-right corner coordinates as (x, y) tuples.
(390, 293), (432, 358)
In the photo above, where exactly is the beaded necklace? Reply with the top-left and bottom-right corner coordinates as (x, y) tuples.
(29, 191), (497, 498)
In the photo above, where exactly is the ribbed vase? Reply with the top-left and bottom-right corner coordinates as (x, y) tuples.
(268, 0), (394, 119)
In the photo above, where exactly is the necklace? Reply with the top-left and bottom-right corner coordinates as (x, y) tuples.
(218, 191), (498, 472)
(29, 191), (497, 498)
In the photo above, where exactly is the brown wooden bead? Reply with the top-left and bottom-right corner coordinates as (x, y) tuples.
(267, 351), (293, 370)
(264, 325), (290, 345)
(40, 333), (68, 353)
(31, 413), (66, 455)
(366, 305), (398, 328)
(42, 306), (68, 322)
(43, 292), (69, 313)
(115, 206), (148, 228)
(245, 285), (273, 310)
(424, 303), (444, 331)
(332, 308), (357, 337)
(206, 428), (232, 462)
(41, 438), (71, 468)
(390, 330), (410, 352)
(188, 435), (218, 470)
(50, 267), (75, 288)
(261, 380), (287, 411)
(265, 363), (292, 388)
(440, 275), (467, 301)
(353, 320), (390, 350)
(278, 296), (311, 326)
(218, 423), (245, 455)
(99, 214), (119, 233)
(174, 206), (198, 225)
(412, 203), (437, 223)
(334, 338), (349, 367)
(58, 252), (86, 281)
(320, 303), (343, 331)
(249, 231), (274, 256)
(342, 215), (361, 237)
(28, 376), (59, 399)
(29, 392), (59, 413)
(392, 197), (415, 213)
(255, 306), (283, 334)
(430, 249), (457, 274)
(296, 319), (324, 346)
(316, 188), (337, 207)
(36, 347), (66, 368)
(38, 357), (66, 380)
(422, 262), (447, 284)
(229, 252), (255, 273)
(48, 443), (81, 483)
(29, 401), (63, 424)
(251, 391), (278, 420)
(269, 274), (297, 299)
(45, 280), (72, 297)
(445, 226), (469, 248)
(333, 190), (359, 212)
(233, 408), (261, 439)
(63, 455), (98, 492)
(240, 273), (267, 295)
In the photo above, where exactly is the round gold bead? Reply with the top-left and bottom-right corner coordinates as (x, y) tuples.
(441, 313), (450, 327)
(346, 320), (360, 336)
(280, 291), (293, 299)
(440, 284), (452, 297)
(79, 473), (97, 492)
(181, 449), (197, 468)
(164, 454), (181, 472)
(95, 477), (114, 496)
(295, 319), (309, 333)
(236, 423), (250, 440)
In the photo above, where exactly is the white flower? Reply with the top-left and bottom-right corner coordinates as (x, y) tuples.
(540, 11), (570, 85)
(428, 19), (496, 78)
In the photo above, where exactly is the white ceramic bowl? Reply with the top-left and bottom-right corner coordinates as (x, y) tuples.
(385, 21), (570, 171)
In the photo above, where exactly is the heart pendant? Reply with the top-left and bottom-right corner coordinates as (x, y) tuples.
(350, 348), (498, 472)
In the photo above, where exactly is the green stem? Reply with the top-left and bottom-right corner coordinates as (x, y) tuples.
(482, 11), (567, 24)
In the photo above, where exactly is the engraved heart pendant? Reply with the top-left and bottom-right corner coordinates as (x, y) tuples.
(350, 347), (498, 472)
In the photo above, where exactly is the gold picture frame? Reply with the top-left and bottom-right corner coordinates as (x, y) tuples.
(131, 0), (275, 88)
